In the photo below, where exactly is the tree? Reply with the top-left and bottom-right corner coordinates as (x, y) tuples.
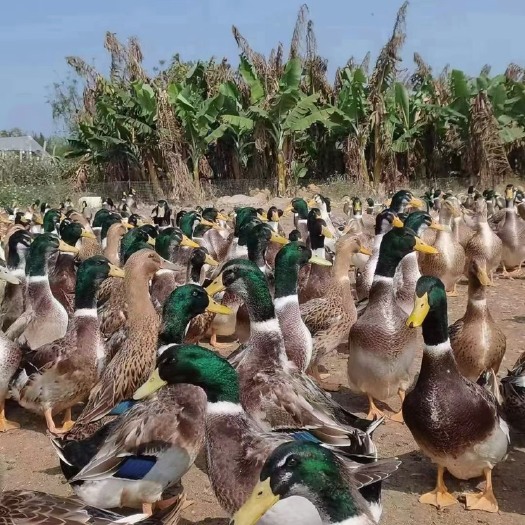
(168, 62), (227, 191)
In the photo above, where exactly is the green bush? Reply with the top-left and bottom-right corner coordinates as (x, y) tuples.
(0, 158), (74, 207)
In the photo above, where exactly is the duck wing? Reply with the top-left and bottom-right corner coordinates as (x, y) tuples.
(71, 386), (205, 483)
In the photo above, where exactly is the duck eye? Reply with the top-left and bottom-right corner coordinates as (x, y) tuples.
(286, 457), (298, 468)
(192, 291), (198, 297)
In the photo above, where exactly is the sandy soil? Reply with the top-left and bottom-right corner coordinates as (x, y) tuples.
(2, 207), (525, 524)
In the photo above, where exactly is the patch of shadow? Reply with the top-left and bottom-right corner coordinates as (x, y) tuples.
(40, 466), (63, 476)
(506, 315), (525, 324)
(179, 518), (230, 525)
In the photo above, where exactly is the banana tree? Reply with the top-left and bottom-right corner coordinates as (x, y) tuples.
(168, 63), (225, 190)
(205, 81), (255, 179)
(223, 56), (334, 194)
(329, 66), (370, 182)
(66, 80), (159, 184)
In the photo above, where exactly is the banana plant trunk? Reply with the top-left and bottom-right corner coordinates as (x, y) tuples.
(373, 128), (382, 188)
(277, 150), (286, 196)
(232, 153), (242, 180)
(146, 158), (163, 199)
(192, 159), (201, 193)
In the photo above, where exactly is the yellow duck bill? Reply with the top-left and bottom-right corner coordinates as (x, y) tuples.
(206, 296), (233, 315)
(409, 197), (424, 208)
(231, 478), (280, 525)
(206, 273), (226, 297)
(321, 226), (334, 239)
(181, 235), (200, 248)
(133, 368), (167, 400)
(308, 255), (332, 266)
(108, 264), (125, 278)
(406, 292), (430, 328)
(81, 229), (97, 239)
(430, 220), (450, 232)
(58, 240), (79, 254)
(270, 231), (289, 245)
(204, 254), (219, 267)
(476, 267), (492, 286)
(413, 236), (438, 254)
(392, 216), (404, 228)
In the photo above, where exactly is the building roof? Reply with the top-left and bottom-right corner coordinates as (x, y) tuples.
(0, 136), (50, 157)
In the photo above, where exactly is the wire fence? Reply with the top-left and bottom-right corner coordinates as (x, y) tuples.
(76, 178), (278, 204)
(3, 172), (525, 209)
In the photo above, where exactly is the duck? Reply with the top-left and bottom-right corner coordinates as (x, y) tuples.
(98, 230), (157, 342)
(185, 246), (217, 285)
(203, 209), (267, 350)
(42, 208), (64, 236)
(348, 227), (438, 422)
(497, 184), (525, 276)
(419, 199), (466, 296)
(206, 259), (380, 449)
(192, 207), (231, 262)
(341, 195), (352, 218)
(103, 222), (129, 266)
(450, 199), (475, 249)
(274, 242), (331, 373)
(263, 207), (286, 267)
(346, 197), (365, 232)
(55, 379), (205, 514)
(232, 441), (399, 525)
(298, 209), (333, 303)
(92, 209), (113, 243)
(464, 196), (502, 283)
(50, 220), (97, 316)
(0, 230), (31, 331)
(356, 209), (403, 301)
(229, 218), (289, 345)
(150, 227), (201, 308)
(52, 286), (230, 511)
(134, 344), (392, 522)
(247, 219), (289, 274)
(10, 256), (124, 433)
(151, 200), (172, 227)
(68, 249), (175, 439)
(157, 283), (232, 356)
(300, 235), (371, 386)
(100, 214), (130, 251)
(177, 211), (217, 265)
(500, 351), (525, 433)
(403, 275), (509, 513)
(365, 197), (383, 215)
(0, 270), (22, 433)
(394, 210), (446, 316)
(308, 194), (337, 246)
(385, 189), (424, 216)
(5, 234), (78, 349)
(0, 456), (185, 525)
(221, 207), (264, 261)
(449, 259), (506, 381)
(285, 198), (310, 241)
(126, 188), (137, 212)
(119, 225), (157, 265)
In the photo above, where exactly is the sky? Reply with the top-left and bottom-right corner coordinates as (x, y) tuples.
(1, 0), (524, 135)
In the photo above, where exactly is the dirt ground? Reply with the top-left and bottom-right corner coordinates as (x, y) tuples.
(1, 203), (525, 524)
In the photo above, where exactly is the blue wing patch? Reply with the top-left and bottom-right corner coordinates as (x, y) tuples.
(109, 399), (137, 416)
(289, 431), (321, 444)
(115, 456), (156, 480)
